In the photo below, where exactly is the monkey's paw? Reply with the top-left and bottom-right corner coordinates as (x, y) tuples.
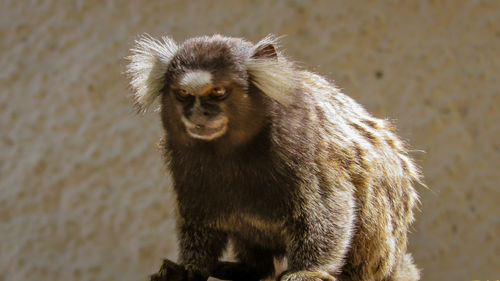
(149, 259), (207, 281)
(279, 270), (335, 281)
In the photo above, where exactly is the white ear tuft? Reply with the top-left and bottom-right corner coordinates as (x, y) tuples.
(247, 35), (299, 106)
(126, 34), (178, 112)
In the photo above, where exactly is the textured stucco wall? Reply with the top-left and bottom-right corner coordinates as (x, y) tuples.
(1, 1), (499, 281)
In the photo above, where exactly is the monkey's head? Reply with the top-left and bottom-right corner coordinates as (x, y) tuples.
(127, 34), (299, 148)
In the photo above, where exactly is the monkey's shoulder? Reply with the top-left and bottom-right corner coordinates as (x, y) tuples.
(274, 71), (419, 183)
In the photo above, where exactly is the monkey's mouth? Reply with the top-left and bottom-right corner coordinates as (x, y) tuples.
(181, 116), (228, 141)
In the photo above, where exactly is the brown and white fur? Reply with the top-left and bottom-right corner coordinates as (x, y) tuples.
(126, 34), (421, 281)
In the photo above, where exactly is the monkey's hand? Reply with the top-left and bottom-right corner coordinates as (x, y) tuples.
(279, 270), (335, 281)
(150, 259), (208, 281)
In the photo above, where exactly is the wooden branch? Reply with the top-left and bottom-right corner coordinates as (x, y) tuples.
(150, 259), (207, 281)
(149, 259), (265, 281)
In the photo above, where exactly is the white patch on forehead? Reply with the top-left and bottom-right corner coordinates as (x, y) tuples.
(180, 70), (212, 93)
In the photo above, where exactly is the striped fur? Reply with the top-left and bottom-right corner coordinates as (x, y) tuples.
(127, 35), (422, 281)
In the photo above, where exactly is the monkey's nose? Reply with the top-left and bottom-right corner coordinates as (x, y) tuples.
(191, 105), (211, 117)
(188, 112), (213, 125)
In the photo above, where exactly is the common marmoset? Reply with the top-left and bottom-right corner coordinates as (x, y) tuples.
(126, 34), (421, 281)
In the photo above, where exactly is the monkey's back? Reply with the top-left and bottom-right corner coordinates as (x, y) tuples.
(271, 71), (421, 280)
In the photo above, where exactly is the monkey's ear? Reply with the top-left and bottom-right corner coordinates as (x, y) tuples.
(126, 34), (178, 112)
(252, 40), (278, 59)
(246, 35), (298, 105)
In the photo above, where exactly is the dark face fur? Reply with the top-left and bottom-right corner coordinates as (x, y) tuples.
(160, 36), (268, 150)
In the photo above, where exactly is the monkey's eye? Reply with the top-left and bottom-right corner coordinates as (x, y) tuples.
(174, 89), (191, 101)
(209, 87), (228, 100)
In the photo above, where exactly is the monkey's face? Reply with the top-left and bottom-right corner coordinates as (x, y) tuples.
(169, 70), (231, 141)
(161, 38), (267, 147)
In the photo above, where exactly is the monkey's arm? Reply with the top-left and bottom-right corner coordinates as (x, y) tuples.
(150, 226), (274, 281)
(178, 223), (228, 279)
(281, 188), (356, 281)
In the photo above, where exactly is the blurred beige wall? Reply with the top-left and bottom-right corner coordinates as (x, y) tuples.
(1, 1), (498, 280)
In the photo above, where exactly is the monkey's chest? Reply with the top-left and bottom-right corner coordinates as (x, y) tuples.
(176, 175), (289, 247)
(218, 212), (286, 248)
(174, 160), (292, 221)
(177, 176), (289, 218)
(171, 146), (297, 240)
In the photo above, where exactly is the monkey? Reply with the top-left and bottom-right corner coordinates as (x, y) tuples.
(126, 34), (422, 281)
